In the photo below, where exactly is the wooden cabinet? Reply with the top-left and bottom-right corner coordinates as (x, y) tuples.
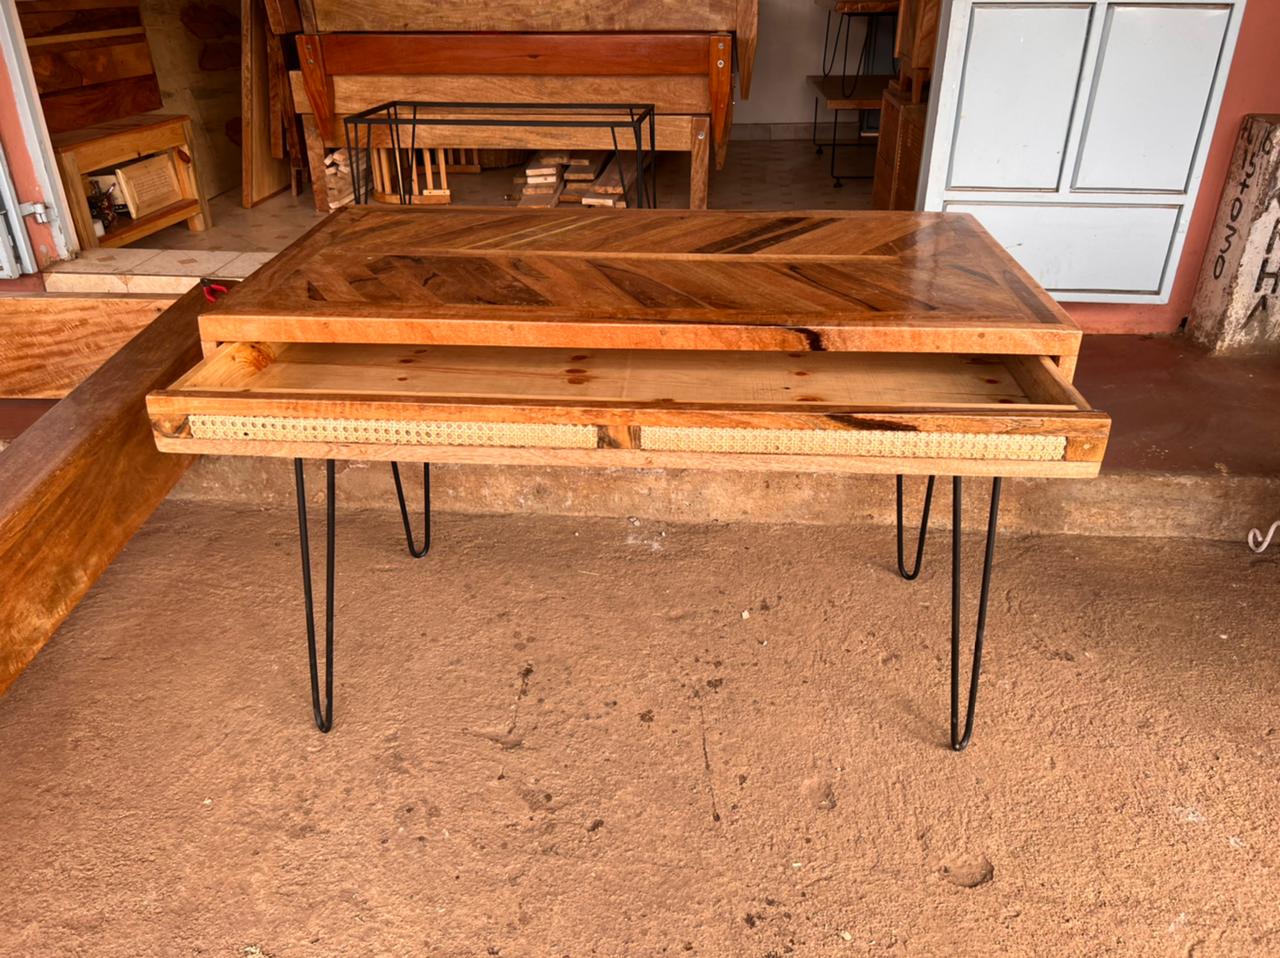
(871, 0), (940, 210)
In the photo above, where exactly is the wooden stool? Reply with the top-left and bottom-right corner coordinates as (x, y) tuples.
(52, 115), (211, 250)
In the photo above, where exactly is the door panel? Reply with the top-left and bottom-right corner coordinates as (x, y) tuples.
(1074, 4), (1231, 192)
(945, 202), (1179, 294)
(922, 0), (1244, 303)
(948, 4), (1092, 190)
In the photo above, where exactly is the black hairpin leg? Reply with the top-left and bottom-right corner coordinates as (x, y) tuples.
(896, 474), (935, 580)
(294, 458), (335, 733)
(950, 476), (1002, 751)
(391, 461), (431, 558)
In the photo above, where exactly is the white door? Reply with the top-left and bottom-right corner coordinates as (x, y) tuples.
(920, 0), (1245, 304)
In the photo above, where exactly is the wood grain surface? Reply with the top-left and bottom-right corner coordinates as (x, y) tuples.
(0, 287), (208, 696)
(301, 0), (741, 34)
(201, 207), (1082, 364)
(0, 295), (174, 398)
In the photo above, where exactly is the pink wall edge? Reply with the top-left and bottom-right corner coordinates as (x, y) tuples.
(1066, 0), (1280, 335)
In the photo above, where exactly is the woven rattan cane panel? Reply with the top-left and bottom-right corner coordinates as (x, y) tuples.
(188, 415), (599, 449)
(640, 427), (1067, 461)
(187, 414), (1068, 462)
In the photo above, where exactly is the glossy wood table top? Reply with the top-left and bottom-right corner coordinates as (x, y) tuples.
(202, 207), (1080, 365)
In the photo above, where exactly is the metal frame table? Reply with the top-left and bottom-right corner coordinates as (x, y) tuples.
(147, 207), (1110, 750)
(343, 101), (659, 209)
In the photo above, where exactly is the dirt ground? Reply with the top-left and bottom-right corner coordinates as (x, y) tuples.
(1, 495), (1278, 957)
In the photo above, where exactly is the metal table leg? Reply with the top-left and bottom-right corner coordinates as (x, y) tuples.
(391, 462), (431, 558)
(896, 474), (935, 580)
(950, 476), (1002, 751)
(294, 458), (336, 733)
(895, 473), (1003, 750)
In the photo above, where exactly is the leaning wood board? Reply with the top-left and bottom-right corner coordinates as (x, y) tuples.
(18, 0), (163, 135)
(148, 208), (1108, 479)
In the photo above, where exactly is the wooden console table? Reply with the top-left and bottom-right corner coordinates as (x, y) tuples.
(146, 207), (1109, 750)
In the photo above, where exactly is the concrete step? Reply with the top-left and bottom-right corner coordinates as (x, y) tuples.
(171, 456), (1278, 544)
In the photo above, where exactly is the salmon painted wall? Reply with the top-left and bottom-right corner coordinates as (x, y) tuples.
(0, 47), (59, 272)
(1067, 0), (1280, 334)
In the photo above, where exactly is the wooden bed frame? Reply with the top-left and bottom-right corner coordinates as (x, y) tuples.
(293, 33), (733, 211)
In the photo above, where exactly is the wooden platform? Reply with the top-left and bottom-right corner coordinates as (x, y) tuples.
(0, 287), (207, 695)
(145, 208), (1107, 480)
(808, 74), (893, 111)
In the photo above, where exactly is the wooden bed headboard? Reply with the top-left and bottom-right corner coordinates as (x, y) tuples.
(17, 0), (163, 135)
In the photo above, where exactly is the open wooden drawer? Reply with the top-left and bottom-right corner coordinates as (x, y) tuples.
(147, 342), (1109, 478)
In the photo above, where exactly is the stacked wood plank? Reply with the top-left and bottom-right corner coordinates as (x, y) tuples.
(514, 151), (629, 208)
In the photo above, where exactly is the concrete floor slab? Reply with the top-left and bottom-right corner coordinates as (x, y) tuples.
(1, 502), (1277, 956)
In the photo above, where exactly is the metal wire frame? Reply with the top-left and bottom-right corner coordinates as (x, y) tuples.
(343, 100), (659, 210)
(894, 473), (1003, 751)
(391, 462), (431, 558)
(811, 10), (892, 186)
(294, 458), (336, 733)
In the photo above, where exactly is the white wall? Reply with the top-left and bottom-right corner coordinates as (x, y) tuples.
(735, 0), (890, 125)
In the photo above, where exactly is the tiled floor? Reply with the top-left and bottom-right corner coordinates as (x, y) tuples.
(43, 246), (278, 294)
(137, 140), (874, 255)
(140, 189), (321, 254)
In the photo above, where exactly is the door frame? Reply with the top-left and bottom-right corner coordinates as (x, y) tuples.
(0, 0), (76, 267)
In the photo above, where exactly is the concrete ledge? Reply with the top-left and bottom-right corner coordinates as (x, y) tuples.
(170, 457), (1276, 543)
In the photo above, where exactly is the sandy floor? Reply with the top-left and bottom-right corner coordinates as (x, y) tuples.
(1, 496), (1278, 957)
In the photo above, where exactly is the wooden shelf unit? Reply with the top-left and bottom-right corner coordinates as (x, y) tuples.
(51, 115), (210, 250)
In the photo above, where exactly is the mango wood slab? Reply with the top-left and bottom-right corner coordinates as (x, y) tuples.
(200, 208), (1083, 373)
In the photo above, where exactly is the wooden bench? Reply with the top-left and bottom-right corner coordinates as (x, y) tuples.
(144, 207), (1110, 749)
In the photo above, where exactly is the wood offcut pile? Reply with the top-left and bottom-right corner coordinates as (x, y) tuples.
(514, 151), (632, 208)
(322, 149), (369, 208)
